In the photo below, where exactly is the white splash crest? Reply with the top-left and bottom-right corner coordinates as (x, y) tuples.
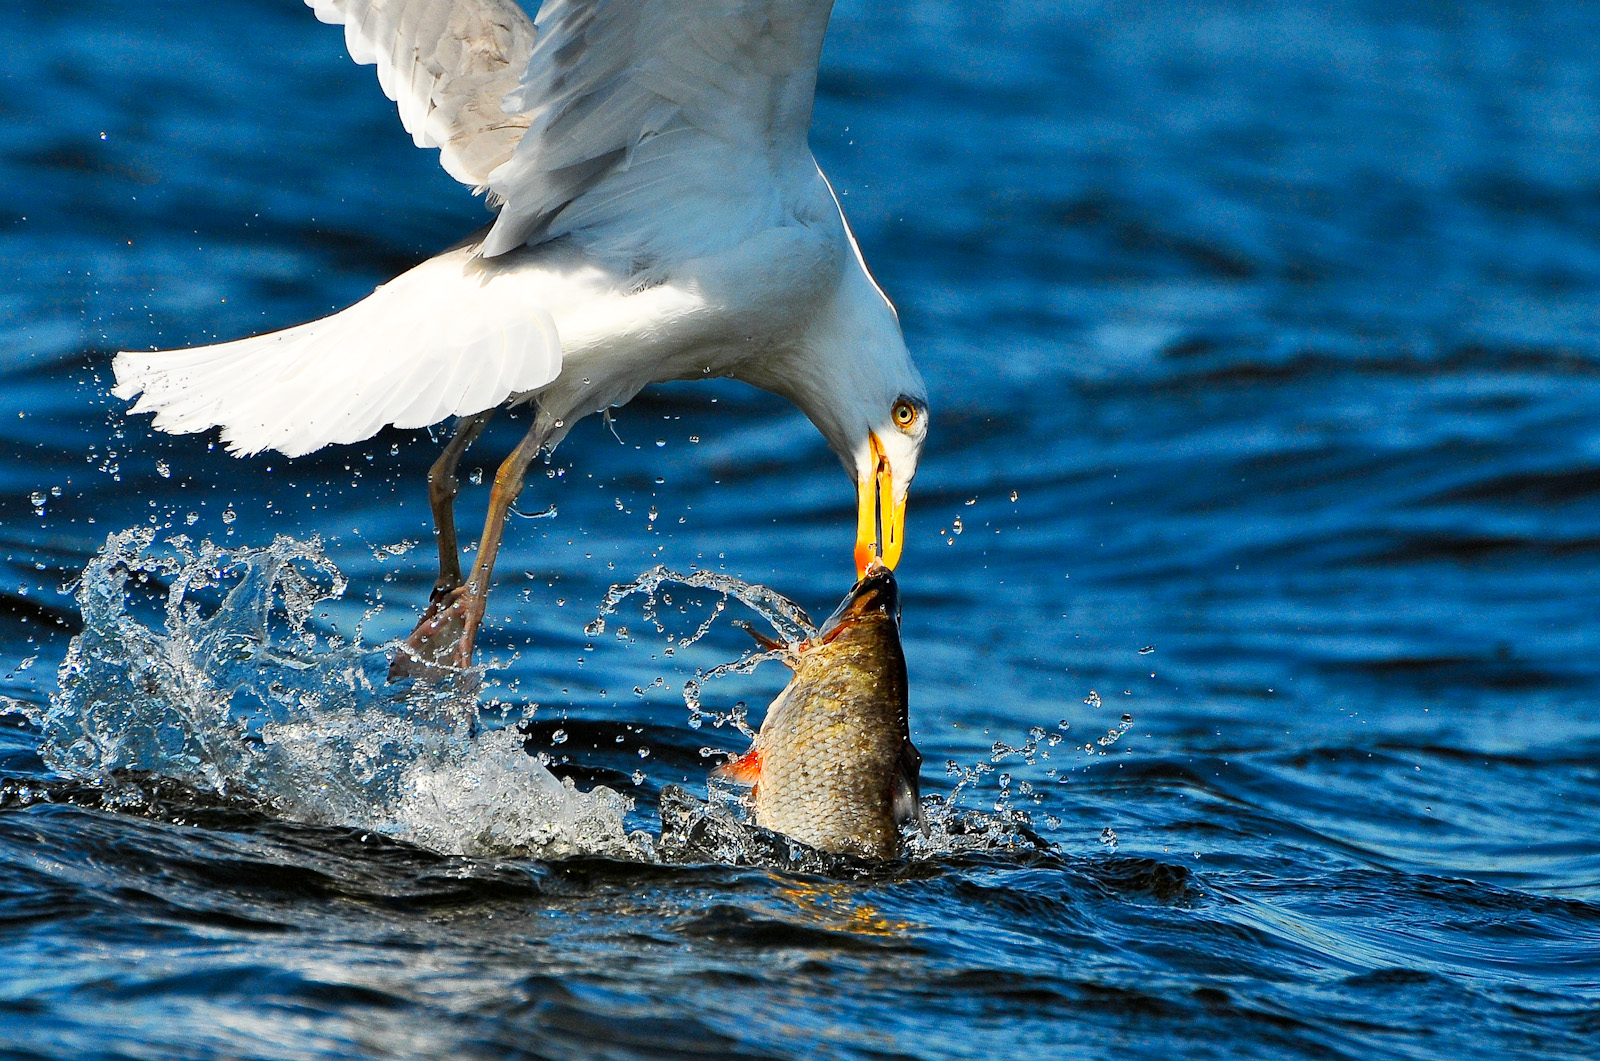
(35, 528), (646, 860)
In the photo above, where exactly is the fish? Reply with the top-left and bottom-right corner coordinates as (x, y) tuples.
(713, 563), (924, 860)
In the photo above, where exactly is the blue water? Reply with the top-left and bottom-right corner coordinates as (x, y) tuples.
(4, 0), (1600, 1057)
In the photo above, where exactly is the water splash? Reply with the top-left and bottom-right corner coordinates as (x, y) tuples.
(597, 565), (818, 738)
(924, 751), (1053, 856)
(600, 565), (1058, 862)
(657, 783), (854, 872)
(925, 711), (1140, 853)
(658, 778), (1051, 866)
(19, 538), (1077, 870)
(1097, 712), (1135, 749)
(597, 565), (817, 646)
(28, 528), (645, 860)
(904, 795), (1052, 858)
(683, 653), (785, 738)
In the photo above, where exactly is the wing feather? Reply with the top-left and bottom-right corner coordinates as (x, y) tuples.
(478, 0), (836, 256)
(303, 0), (836, 257)
(306, 0), (537, 188)
(111, 243), (562, 458)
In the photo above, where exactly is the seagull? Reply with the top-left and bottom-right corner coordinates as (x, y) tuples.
(112, 0), (928, 678)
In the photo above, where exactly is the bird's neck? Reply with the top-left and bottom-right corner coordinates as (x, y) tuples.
(741, 256), (914, 476)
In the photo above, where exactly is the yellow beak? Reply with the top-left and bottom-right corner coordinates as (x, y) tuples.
(855, 431), (907, 577)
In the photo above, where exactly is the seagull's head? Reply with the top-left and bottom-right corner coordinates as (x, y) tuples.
(847, 388), (928, 577)
(752, 347), (928, 577)
(815, 281), (927, 578)
(749, 260), (929, 579)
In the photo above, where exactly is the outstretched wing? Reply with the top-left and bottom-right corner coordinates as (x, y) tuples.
(112, 238), (563, 458)
(306, 0), (537, 188)
(307, 0), (836, 258)
(479, 0), (835, 256)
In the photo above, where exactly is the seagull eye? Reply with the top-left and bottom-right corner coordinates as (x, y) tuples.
(892, 399), (918, 430)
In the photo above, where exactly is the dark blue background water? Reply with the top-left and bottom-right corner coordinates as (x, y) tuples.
(3, 0), (1600, 1057)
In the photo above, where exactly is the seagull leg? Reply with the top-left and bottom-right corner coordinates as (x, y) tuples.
(388, 411), (494, 681)
(426, 410), (495, 598)
(390, 415), (552, 679)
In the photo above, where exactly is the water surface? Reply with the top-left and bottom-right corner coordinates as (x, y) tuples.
(3, 1), (1599, 1058)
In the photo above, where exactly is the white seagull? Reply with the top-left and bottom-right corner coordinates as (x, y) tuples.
(112, 0), (928, 677)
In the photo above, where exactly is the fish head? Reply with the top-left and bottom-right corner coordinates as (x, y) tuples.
(815, 561), (899, 646)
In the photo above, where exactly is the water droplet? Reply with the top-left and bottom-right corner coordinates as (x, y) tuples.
(1084, 690), (1101, 708)
(49, 486), (62, 497)
(655, 438), (666, 448)
(221, 506), (236, 524)
(689, 435), (700, 443)
(952, 517), (963, 534)
(156, 460), (171, 479)
(389, 443), (399, 455)
(1139, 645), (1155, 655)
(637, 747), (650, 759)
(1096, 713), (1135, 749)
(585, 618), (606, 637)
(631, 770), (645, 784)
(469, 467), (483, 485)
(1099, 827), (1118, 850)
(550, 729), (568, 745)
(1010, 490), (1019, 502)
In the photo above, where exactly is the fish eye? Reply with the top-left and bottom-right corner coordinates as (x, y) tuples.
(892, 398), (918, 431)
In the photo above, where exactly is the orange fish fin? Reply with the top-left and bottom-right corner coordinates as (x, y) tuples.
(712, 746), (763, 784)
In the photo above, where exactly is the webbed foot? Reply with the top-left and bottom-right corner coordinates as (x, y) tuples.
(387, 582), (486, 682)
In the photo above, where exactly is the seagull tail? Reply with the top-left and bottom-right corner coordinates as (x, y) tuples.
(111, 246), (563, 458)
